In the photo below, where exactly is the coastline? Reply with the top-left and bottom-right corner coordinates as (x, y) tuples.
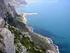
(27, 26), (60, 53)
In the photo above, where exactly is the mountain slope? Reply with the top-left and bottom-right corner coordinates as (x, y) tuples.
(0, 0), (59, 53)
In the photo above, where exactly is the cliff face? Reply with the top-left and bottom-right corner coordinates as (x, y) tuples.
(0, 0), (15, 52)
(0, 28), (15, 53)
(0, 0), (59, 53)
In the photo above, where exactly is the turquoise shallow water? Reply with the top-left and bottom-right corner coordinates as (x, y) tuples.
(16, 0), (70, 53)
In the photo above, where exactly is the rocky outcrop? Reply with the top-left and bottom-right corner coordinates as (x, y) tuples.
(0, 18), (15, 53)
(0, 28), (15, 53)
(0, 0), (15, 52)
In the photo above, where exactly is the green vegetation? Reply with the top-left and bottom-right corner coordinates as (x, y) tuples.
(8, 25), (45, 53)
(5, 12), (46, 53)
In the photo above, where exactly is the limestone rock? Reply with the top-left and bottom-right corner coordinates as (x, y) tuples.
(0, 18), (5, 28)
(0, 28), (15, 53)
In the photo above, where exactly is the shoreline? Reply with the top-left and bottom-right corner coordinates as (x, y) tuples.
(28, 26), (60, 53)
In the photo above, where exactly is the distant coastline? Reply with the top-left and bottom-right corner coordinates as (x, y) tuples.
(27, 24), (60, 53)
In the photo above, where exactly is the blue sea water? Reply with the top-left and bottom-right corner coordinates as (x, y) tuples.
(16, 0), (70, 53)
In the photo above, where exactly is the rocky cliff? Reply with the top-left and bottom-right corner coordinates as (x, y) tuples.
(0, 0), (59, 53)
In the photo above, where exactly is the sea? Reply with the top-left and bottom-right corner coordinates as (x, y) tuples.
(16, 0), (70, 53)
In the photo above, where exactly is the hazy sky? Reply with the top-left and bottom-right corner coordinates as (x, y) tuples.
(26, 0), (70, 5)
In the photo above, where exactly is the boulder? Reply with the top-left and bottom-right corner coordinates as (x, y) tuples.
(0, 28), (15, 53)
